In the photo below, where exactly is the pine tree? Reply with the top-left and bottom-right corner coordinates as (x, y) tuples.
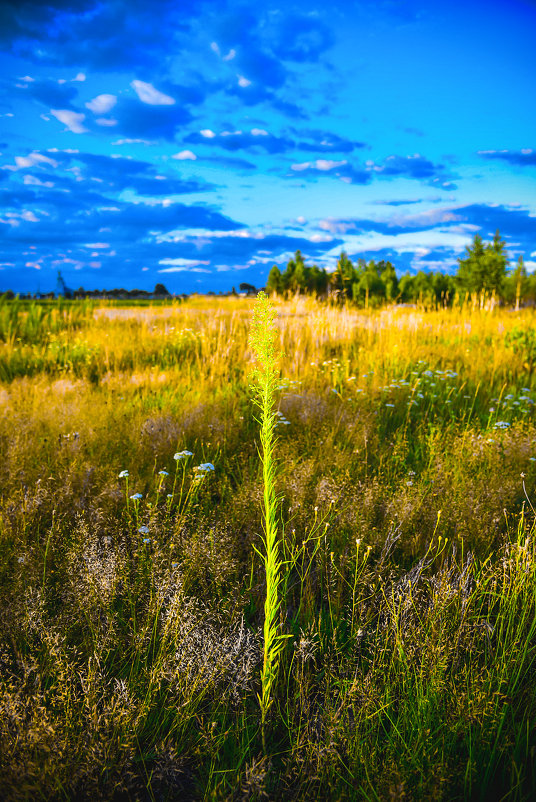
(379, 260), (398, 301)
(456, 230), (508, 302)
(292, 251), (307, 294)
(266, 265), (283, 296)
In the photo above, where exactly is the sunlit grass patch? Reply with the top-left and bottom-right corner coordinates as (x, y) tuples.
(0, 296), (535, 799)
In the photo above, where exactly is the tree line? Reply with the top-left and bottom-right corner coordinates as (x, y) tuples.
(265, 230), (533, 308)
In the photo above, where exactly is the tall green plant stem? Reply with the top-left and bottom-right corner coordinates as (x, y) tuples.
(249, 291), (286, 752)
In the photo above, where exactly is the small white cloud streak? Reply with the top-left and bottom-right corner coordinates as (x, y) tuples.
(158, 258), (210, 271)
(131, 80), (175, 105)
(23, 175), (54, 187)
(159, 267), (211, 273)
(172, 150), (197, 160)
(86, 94), (117, 114)
(14, 152), (57, 169)
(309, 233), (333, 243)
(291, 159), (347, 172)
(50, 109), (87, 133)
(237, 75), (251, 87)
(112, 138), (151, 145)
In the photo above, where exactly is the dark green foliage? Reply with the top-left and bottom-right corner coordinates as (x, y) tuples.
(457, 230), (509, 299)
(269, 230), (531, 309)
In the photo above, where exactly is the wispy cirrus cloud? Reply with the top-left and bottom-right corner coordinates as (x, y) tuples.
(287, 153), (457, 189)
(130, 80), (175, 105)
(183, 127), (364, 155)
(318, 203), (536, 238)
(85, 94), (117, 114)
(50, 109), (87, 133)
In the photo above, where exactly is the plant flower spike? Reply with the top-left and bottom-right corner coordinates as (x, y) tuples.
(249, 290), (287, 752)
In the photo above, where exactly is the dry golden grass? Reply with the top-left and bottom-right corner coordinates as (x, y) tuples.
(0, 295), (536, 800)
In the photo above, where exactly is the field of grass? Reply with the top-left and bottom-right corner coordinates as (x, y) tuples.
(1, 293), (536, 800)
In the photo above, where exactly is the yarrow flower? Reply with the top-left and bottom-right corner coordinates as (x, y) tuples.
(130, 492), (143, 500)
(195, 463), (215, 472)
(142, 538), (151, 544)
(174, 450), (193, 460)
(118, 470), (129, 478)
(158, 470), (169, 476)
(494, 421), (511, 429)
(138, 525), (149, 534)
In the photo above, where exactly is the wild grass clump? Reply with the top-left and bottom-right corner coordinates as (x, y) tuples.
(0, 295), (536, 799)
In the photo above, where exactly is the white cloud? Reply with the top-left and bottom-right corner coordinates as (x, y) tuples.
(131, 80), (175, 105)
(200, 129), (216, 138)
(158, 258), (210, 271)
(310, 233), (334, 243)
(212, 42), (235, 60)
(172, 150), (197, 160)
(96, 118), (118, 126)
(23, 175), (54, 187)
(50, 109), (87, 133)
(19, 75), (34, 82)
(21, 210), (39, 222)
(73, 72), (86, 82)
(84, 243), (110, 249)
(237, 75), (251, 87)
(251, 128), (268, 136)
(291, 159), (347, 172)
(112, 138), (151, 145)
(86, 94), (117, 114)
(15, 151), (58, 169)
(318, 219), (358, 234)
(389, 208), (462, 228)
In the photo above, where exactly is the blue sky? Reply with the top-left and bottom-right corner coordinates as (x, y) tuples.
(1, 0), (535, 294)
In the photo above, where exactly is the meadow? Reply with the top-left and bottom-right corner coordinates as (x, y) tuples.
(1, 293), (536, 801)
